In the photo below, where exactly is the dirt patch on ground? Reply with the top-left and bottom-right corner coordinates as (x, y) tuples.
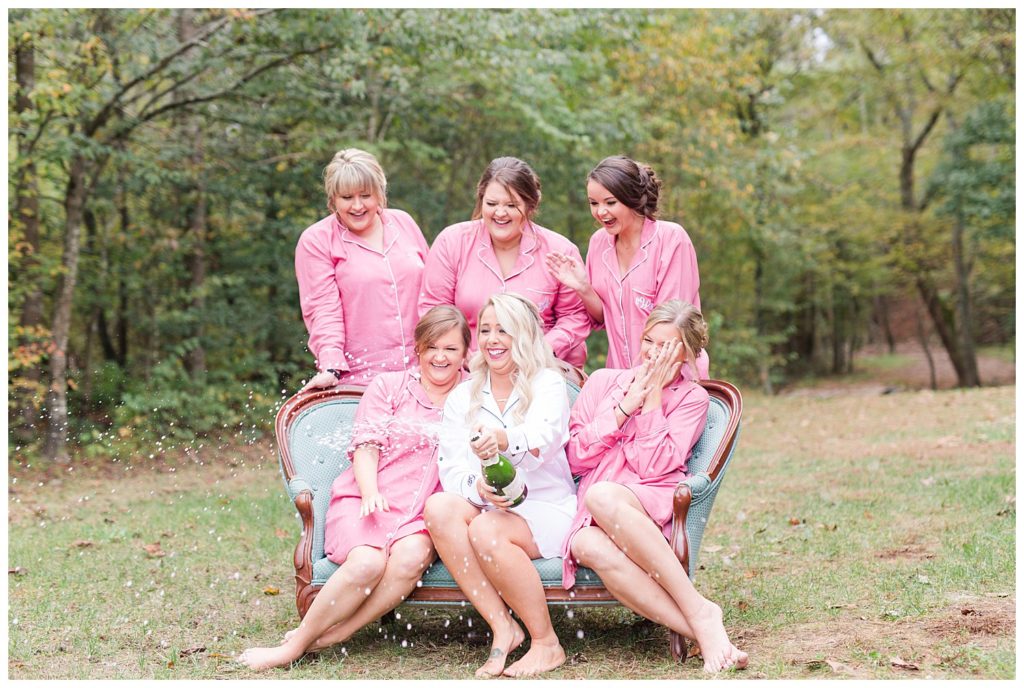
(876, 543), (936, 561)
(742, 594), (1015, 678)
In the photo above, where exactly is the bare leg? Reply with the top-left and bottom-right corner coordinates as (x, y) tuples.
(238, 546), (386, 670)
(585, 482), (747, 673)
(424, 493), (524, 677)
(571, 526), (695, 639)
(468, 510), (566, 677)
(299, 534), (435, 651)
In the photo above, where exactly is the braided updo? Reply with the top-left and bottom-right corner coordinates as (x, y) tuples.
(587, 155), (662, 219)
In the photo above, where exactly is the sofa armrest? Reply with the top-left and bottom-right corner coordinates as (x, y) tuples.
(286, 477), (312, 503)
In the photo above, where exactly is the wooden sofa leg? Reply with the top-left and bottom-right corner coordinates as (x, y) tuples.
(670, 631), (688, 663)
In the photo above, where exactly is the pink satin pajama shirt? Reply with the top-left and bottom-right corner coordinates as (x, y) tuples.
(559, 365), (709, 588)
(586, 217), (709, 377)
(418, 220), (590, 368)
(295, 209), (428, 387)
(324, 368), (457, 564)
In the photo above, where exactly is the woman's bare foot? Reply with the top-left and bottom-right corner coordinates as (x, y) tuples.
(237, 643), (304, 671)
(475, 618), (526, 677)
(502, 636), (565, 677)
(283, 623), (348, 652)
(690, 600), (748, 673)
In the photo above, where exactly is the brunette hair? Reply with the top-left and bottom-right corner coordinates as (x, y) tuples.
(471, 157), (542, 221)
(587, 155), (662, 219)
(465, 293), (557, 424)
(642, 300), (708, 379)
(414, 305), (471, 355)
(323, 148), (387, 212)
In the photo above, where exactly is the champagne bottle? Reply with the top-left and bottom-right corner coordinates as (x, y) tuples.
(472, 435), (528, 507)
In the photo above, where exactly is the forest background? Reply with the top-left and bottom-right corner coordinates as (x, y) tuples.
(7, 8), (1015, 463)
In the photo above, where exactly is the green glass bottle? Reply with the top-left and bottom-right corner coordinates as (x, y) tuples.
(473, 436), (527, 507)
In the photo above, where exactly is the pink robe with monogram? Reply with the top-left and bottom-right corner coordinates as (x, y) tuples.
(559, 365), (709, 588)
(295, 208), (428, 386)
(324, 368), (457, 563)
(418, 220), (590, 367)
(585, 217), (709, 376)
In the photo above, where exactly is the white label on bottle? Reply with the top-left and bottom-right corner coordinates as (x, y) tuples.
(502, 471), (526, 503)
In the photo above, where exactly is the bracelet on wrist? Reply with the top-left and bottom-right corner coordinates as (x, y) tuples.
(617, 402), (632, 417)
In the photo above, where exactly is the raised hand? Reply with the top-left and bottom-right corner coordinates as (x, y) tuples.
(650, 340), (684, 389)
(544, 252), (589, 292)
(621, 355), (656, 416)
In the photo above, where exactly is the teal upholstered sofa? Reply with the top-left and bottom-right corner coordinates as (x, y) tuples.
(275, 376), (742, 660)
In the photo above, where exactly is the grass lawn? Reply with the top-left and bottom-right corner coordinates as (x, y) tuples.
(7, 384), (1015, 679)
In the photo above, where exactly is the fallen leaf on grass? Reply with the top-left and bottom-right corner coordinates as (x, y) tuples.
(8, 566), (28, 576)
(828, 602), (856, 610)
(743, 569), (758, 579)
(960, 608), (979, 616)
(263, 586), (280, 596)
(208, 652), (233, 659)
(274, 528), (289, 538)
(890, 656), (918, 671)
(703, 544), (722, 553)
(788, 517), (803, 526)
(736, 600), (749, 611)
(984, 592), (1010, 598)
(143, 542), (166, 558)
(179, 646), (206, 657)
(687, 644), (702, 659)
(71, 540), (94, 548)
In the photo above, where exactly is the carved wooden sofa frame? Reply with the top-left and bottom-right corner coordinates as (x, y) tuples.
(275, 378), (742, 661)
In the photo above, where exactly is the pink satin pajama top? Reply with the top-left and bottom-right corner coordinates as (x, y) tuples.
(295, 209), (428, 386)
(419, 220), (590, 367)
(586, 217), (709, 377)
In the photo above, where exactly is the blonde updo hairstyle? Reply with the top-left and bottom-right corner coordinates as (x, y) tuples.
(642, 299), (709, 380)
(323, 148), (388, 213)
(588, 155), (663, 220)
(414, 305), (471, 357)
(466, 293), (558, 424)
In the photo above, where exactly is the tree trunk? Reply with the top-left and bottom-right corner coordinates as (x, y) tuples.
(13, 36), (45, 433)
(915, 276), (967, 385)
(179, 8), (207, 380)
(915, 309), (937, 391)
(951, 212), (981, 386)
(43, 153), (89, 462)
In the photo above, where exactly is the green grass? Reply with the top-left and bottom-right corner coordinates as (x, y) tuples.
(8, 385), (1015, 679)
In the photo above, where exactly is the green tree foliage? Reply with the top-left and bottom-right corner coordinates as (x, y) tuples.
(7, 9), (1015, 459)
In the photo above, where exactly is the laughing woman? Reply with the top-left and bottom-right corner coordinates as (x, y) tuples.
(419, 157), (590, 368)
(238, 306), (470, 670)
(545, 155), (709, 376)
(424, 293), (577, 677)
(296, 148), (429, 389)
(560, 300), (746, 673)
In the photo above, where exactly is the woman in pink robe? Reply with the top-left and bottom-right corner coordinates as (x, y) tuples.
(295, 148), (428, 389)
(238, 306), (470, 670)
(560, 300), (746, 674)
(545, 155), (709, 376)
(419, 157), (590, 368)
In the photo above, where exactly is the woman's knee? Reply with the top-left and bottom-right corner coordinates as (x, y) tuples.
(387, 536), (434, 577)
(340, 547), (387, 586)
(467, 511), (511, 558)
(423, 493), (471, 534)
(584, 481), (631, 521)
